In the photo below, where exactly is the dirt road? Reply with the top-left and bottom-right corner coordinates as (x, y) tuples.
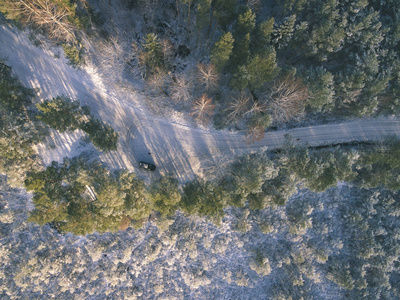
(2, 23), (400, 182)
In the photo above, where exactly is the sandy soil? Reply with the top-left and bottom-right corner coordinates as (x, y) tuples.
(1, 23), (400, 183)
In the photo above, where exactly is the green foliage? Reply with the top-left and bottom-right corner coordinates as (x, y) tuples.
(25, 157), (140, 235)
(0, 61), (41, 186)
(264, 0), (398, 118)
(196, 0), (212, 32)
(355, 138), (400, 190)
(36, 96), (84, 132)
(252, 18), (275, 54)
(247, 112), (272, 130)
(213, 0), (237, 28)
(141, 33), (165, 77)
(235, 8), (255, 37)
(116, 170), (151, 222)
(81, 119), (118, 152)
(62, 44), (84, 66)
(226, 153), (278, 207)
(262, 169), (298, 207)
(286, 146), (357, 192)
(231, 51), (279, 90)
(229, 33), (251, 70)
(36, 96), (118, 151)
(0, 62), (32, 111)
(210, 32), (234, 71)
(149, 176), (181, 217)
(181, 179), (227, 224)
(327, 262), (355, 290)
(304, 66), (335, 112)
(272, 14), (296, 49)
(245, 51), (279, 88)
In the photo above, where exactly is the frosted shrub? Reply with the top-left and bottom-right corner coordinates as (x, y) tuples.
(155, 218), (174, 232)
(144, 242), (162, 264)
(234, 269), (249, 287)
(231, 210), (252, 233)
(153, 284), (164, 295)
(211, 235), (229, 254)
(182, 265), (211, 289)
(0, 209), (14, 223)
(249, 257), (271, 276)
(259, 221), (274, 234)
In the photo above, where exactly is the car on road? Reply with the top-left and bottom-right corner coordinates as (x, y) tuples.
(139, 161), (156, 171)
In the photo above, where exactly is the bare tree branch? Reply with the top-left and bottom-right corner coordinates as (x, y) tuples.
(267, 75), (308, 123)
(226, 92), (252, 122)
(4, 0), (77, 42)
(190, 94), (215, 125)
(171, 74), (193, 104)
(197, 63), (219, 92)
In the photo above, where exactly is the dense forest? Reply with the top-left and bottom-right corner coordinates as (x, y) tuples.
(1, 0), (400, 298)
(1, 0), (399, 135)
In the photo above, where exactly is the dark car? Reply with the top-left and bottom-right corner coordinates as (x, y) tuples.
(139, 161), (156, 171)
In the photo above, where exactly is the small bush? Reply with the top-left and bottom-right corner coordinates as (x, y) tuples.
(62, 44), (84, 66)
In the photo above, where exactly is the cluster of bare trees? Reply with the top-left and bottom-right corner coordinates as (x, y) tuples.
(144, 62), (219, 124)
(226, 75), (308, 125)
(1, 0), (77, 41)
(267, 75), (308, 123)
(222, 74), (308, 143)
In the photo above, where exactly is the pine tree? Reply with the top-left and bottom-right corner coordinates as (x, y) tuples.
(149, 176), (181, 217)
(252, 18), (274, 54)
(140, 33), (164, 78)
(304, 66), (335, 113)
(181, 179), (227, 224)
(80, 119), (118, 152)
(36, 96), (85, 132)
(213, 0), (237, 28)
(235, 7), (256, 37)
(210, 32), (234, 71)
(231, 50), (279, 91)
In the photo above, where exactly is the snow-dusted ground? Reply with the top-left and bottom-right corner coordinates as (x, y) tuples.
(2, 20), (400, 300)
(2, 22), (400, 184)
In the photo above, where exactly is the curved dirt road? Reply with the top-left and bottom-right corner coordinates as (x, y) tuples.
(2, 23), (400, 182)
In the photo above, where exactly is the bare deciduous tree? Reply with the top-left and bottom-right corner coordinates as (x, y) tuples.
(226, 92), (267, 124)
(99, 38), (130, 77)
(147, 69), (169, 95)
(245, 125), (265, 144)
(2, 0), (77, 41)
(246, 0), (261, 13)
(171, 74), (193, 104)
(244, 101), (267, 117)
(197, 63), (219, 92)
(267, 76), (308, 123)
(226, 92), (252, 122)
(190, 94), (215, 124)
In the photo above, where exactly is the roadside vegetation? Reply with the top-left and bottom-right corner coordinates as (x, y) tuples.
(83, 0), (400, 140)
(0, 62), (118, 188)
(0, 60), (43, 187)
(0, 0), (91, 65)
(36, 96), (118, 151)
(1, 1), (400, 298)
(1, 1), (399, 133)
